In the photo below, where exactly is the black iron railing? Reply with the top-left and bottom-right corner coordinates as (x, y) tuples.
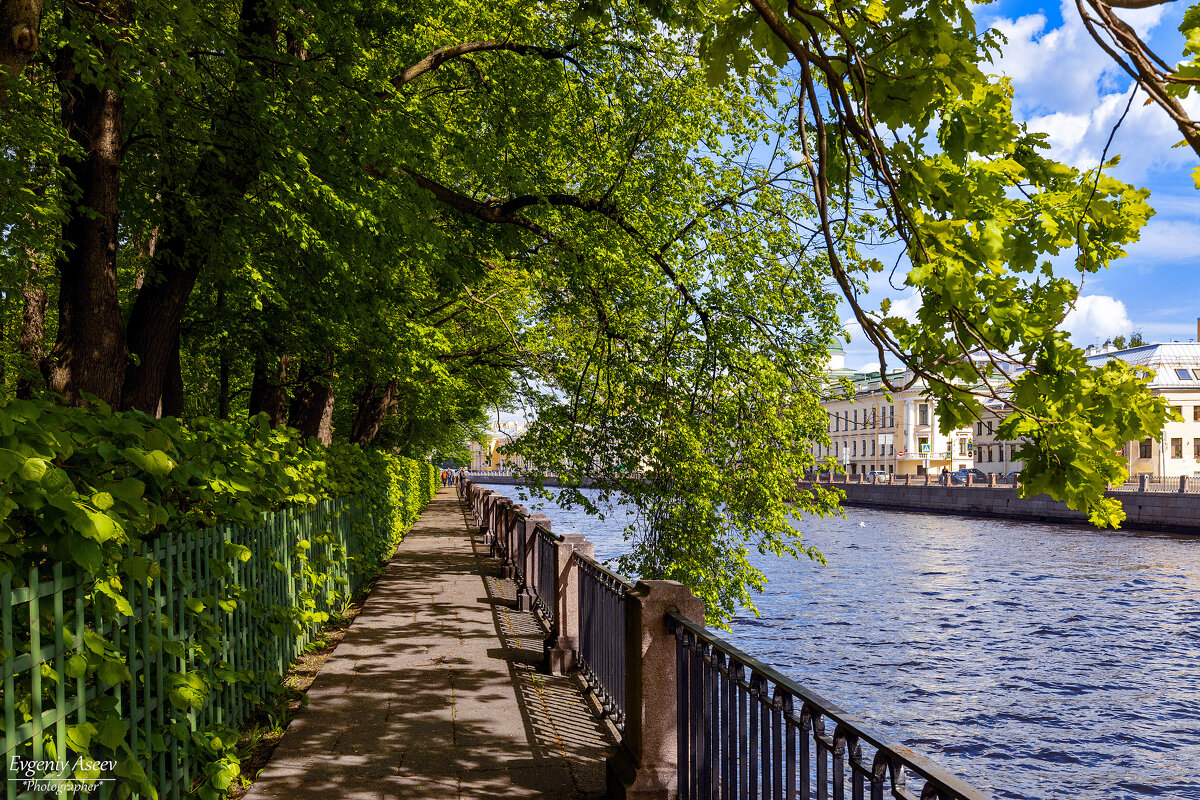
(667, 612), (989, 800)
(532, 524), (561, 628)
(576, 553), (632, 730)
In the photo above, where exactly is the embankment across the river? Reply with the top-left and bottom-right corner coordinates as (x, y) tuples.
(802, 480), (1200, 533)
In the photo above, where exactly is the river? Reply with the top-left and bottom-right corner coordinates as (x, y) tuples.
(480, 483), (1200, 800)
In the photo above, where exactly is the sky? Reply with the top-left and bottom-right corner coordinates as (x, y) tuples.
(842, 0), (1200, 370)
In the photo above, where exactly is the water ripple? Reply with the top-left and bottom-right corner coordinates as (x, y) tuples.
(484, 485), (1200, 799)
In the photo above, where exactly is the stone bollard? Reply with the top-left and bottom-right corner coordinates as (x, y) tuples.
(515, 508), (542, 614)
(966, 474), (973, 487)
(924, 473), (931, 486)
(904, 474), (911, 486)
(546, 531), (592, 674)
(1139, 473), (1149, 492)
(1181, 475), (1188, 494)
(608, 581), (706, 800)
(989, 473), (997, 487)
(497, 497), (515, 578)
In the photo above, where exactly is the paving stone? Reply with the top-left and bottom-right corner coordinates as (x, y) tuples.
(243, 488), (615, 800)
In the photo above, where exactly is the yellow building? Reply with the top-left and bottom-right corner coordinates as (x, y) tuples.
(468, 422), (529, 471)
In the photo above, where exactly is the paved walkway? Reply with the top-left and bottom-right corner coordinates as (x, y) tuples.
(244, 488), (615, 800)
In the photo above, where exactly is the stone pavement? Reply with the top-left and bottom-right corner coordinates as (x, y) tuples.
(244, 488), (616, 800)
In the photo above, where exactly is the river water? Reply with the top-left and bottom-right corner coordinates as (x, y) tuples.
(482, 484), (1200, 800)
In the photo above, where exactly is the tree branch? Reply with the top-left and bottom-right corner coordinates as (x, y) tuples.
(392, 39), (584, 89)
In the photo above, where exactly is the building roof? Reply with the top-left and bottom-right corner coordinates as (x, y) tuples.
(1085, 342), (1200, 389)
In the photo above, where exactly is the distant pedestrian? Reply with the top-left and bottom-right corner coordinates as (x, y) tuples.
(441, 469), (448, 487)
(940, 467), (949, 485)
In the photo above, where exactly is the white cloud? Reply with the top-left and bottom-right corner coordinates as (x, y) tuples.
(889, 292), (922, 323)
(988, 1), (1165, 117)
(986, 1), (1199, 181)
(1125, 219), (1200, 263)
(1064, 294), (1134, 345)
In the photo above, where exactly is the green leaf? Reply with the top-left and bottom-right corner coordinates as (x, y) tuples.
(94, 713), (128, 749)
(66, 722), (95, 754)
(19, 458), (47, 482)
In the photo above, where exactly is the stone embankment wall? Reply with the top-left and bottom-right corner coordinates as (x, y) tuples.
(801, 482), (1200, 534)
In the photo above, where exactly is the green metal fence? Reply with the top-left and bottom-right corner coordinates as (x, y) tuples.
(1, 494), (389, 799)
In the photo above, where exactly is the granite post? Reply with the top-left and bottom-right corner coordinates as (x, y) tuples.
(546, 530), (592, 674)
(607, 581), (706, 800)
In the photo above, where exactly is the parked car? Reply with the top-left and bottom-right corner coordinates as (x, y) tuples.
(948, 468), (989, 485)
(865, 470), (891, 484)
(1002, 471), (1022, 484)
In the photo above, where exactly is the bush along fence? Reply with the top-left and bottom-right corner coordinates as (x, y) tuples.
(0, 398), (439, 800)
(461, 478), (989, 800)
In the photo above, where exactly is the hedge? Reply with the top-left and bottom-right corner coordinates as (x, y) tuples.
(0, 398), (438, 799)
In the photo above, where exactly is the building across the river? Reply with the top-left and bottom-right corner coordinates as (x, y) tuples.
(814, 342), (974, 477)
(468, 422), (529, 472)
(820, 328), (1200, 480)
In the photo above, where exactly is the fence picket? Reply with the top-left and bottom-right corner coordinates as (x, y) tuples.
(0, 479), (433, 800)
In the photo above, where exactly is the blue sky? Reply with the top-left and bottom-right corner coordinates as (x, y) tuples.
(842, 0), (1200, 370)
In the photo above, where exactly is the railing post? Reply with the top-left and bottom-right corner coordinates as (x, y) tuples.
(1180, 475), (1188, 493)
(513, 505), (535, 611)
(1139, 473), (1149, 493)
(988, 473), (996, 487)
(607, 581), (705, 800)
(495, 496), (514, 578)
(547, 532), (591, 674)
(924, 473), (931, 486)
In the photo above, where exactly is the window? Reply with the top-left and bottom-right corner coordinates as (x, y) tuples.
(871, 439), (876, 456)
(1194, 406), (1200, 422)
(853, 409), (858, 429)
(1193, 370), (1200, 380)
(862, 439), (867, 457)
(1194, 439), (1200, 460)
(918, 403), (929, 425)
(987, 447), (994, 462)
(1140, 438), (1152, 459)
(976, 421), (983, 436)
(852, 440), (857, 457)
(1176, 369), (1193, 380)
(987, 421), (994, 435)
(888, 465), (894, 474)
(1172, 438), (1183, 459)
(959, 438), (968, 455)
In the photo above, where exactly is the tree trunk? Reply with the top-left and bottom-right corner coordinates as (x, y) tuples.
(288, 357), (335, 444)
(349, 379), (398, 447)
(249, 351), (290, 426)
(120, 0), (278, 412)
(16, 246), (47, 398)
(45, 27), (127, 408)
(0, 0), (46, 96)
(218, 349), (230, 419)
(160, 330), (184, 418)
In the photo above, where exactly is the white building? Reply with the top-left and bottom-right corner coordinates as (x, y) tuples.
(972, 337), (1200, 479)
(814, 343), (974, 476)
(1095, 341), (1200, 478)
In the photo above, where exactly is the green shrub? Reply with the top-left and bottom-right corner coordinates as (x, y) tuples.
(0, 398), (438, 798)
